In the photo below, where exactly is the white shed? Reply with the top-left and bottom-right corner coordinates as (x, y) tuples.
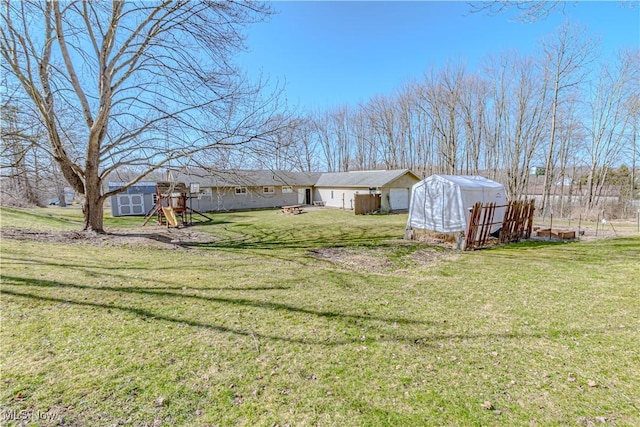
(407, 175), (506, 233)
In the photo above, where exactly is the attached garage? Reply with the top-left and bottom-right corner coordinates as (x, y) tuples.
(389, 188), (410, 211)
(314, 169), (420, 213)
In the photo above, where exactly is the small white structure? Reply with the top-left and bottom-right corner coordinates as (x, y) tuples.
(407, 175), (506, 233)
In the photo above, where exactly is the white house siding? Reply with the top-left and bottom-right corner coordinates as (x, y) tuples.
(315, 188), (373, 210)
(195, 186), (300, 212)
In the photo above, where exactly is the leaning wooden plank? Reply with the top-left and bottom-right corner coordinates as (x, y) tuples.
(142, 204), (160, 226)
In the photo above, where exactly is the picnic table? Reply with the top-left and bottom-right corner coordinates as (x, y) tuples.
(281, 205), (303, 215)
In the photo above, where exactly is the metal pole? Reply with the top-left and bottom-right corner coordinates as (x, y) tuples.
(578, 214), (582, 239)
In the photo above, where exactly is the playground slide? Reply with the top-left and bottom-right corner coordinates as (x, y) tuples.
(163, 206), (179, 227)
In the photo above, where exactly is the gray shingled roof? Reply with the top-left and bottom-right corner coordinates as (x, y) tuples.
(314, 169), (415, 187)
(164, 168), (416, 188)
(170, 169), (321, 188)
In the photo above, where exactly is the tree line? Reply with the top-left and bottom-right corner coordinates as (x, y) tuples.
(266, 23), (638, 217)
(1, 1), (638, 231)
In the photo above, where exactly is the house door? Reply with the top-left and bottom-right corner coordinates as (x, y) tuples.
(297, 188), (311, 205)
(117, 194), (145, 215)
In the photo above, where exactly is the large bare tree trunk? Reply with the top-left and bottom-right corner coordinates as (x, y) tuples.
(2, 1), (281, 233)
(84, 191), (105, 233)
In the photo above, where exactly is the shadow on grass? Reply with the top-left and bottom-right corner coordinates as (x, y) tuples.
(0, 271), (289, 292)
(2, 284), (614, 349)
(105, 217), (228, 235)
(479, 236), (640, 264)
(1, 274), (427, 326)
(181, 223), (403, 251)
(1, 286), (427, 347)
(105, 232), (184, 245)
(491, 235), (640, 251)
(0, 256), (204, 289)
(498, 239), (571, 249)
(0, 207), (83, 226)
(2, 249), (387, 294)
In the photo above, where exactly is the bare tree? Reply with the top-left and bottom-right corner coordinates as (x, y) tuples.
(551, 100), (579, 217)
(469, 1), (575, 22)
(287, 118), (321, 172)
(539, 23), (597, 218)
(330, 106), (352, 172)
(628, 96), (640, 207)
(470, 1), (638, 23)
(350, 106), (377, 171)
(366, 95), (402, 170)
(583, 50), (639, 210)
(509, 55), (549, 200)
(404, 86), (435, 176)
(1, 0), (285, 232)
(0, 84), (46, 206)
(417, 65), (465, 174)
(482, 51), (549, 199)
(312, 110), (338, 173)
(458, 74), (488, 175)
(1, 104), (38, 205)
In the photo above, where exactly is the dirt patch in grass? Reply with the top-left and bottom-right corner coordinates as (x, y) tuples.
(309, 247), (393, 273)
(309, 246), (455, 274)
(407, 247), (457, 265)
(0, 226), (214, 250)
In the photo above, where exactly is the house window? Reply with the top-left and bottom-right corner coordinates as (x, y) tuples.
(235, 186), (247, 195)
(331, 190), (334, 199)
(282, 186), (293, 193)
(263, 186), (274, 194)
(203, 188), (212, 197)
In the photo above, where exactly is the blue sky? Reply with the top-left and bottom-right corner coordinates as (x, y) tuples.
(237, 1), (639, 112)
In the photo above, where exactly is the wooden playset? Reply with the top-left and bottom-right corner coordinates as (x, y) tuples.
(142, 181), (211, 227)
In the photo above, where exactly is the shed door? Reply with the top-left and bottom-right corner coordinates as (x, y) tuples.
(389, 188), (410, 210)
(117, 194), (145, 215)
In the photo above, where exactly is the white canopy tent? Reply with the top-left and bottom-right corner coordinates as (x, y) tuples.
(407, 175), (506, 233)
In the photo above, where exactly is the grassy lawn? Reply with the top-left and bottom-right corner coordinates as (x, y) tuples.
(1, 207), (639, 426)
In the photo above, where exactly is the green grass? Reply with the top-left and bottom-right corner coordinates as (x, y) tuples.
(0, 206), (84, 231)
(1, 207), (639, 426)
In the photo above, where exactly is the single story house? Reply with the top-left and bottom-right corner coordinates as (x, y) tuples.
(108, 169), (420, 216)
(313, 169), (420, 212)
(171, 169), (321, 212)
